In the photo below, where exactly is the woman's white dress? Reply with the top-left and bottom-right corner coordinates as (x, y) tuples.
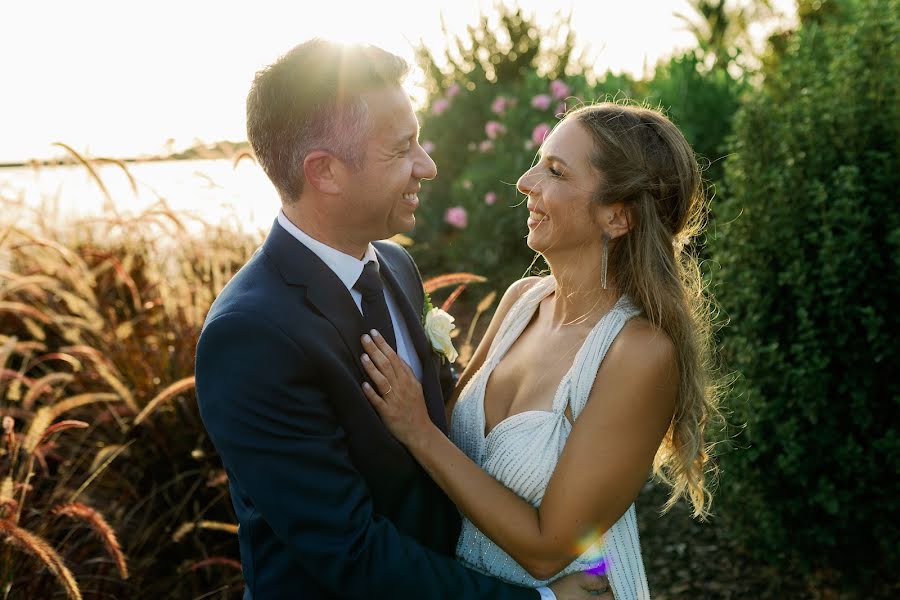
(450, 276), (652, 600)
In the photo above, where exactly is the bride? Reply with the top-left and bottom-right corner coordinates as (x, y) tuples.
(359, 102), (720, 600)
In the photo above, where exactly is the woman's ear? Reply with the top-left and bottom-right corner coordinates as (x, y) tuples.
(302, 151), (342, 195)
(596, 202), (633, 240)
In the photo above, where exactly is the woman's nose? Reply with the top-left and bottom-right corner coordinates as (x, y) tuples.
(516, 167), (539, 195)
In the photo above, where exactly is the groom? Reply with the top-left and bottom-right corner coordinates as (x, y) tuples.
(195, 40), (611, 599)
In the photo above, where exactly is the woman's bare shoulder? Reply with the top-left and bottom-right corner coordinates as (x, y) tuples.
(501, 276), (543, 305)
(614, 316), (676, 364)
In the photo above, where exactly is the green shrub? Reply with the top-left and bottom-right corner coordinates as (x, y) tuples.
(710, 0), (899, 585)
(644, 50), (748, 185)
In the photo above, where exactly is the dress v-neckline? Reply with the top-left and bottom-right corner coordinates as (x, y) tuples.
(479, 278), (626, 440)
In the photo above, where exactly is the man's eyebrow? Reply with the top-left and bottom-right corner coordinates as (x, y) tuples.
(394, 129), (418, 145)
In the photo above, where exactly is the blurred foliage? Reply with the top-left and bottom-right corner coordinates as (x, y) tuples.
(676, 0), (778, 73)
(709, 0), (900, 587)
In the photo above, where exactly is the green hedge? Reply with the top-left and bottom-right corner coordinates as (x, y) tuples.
(710, 0), (899, 584)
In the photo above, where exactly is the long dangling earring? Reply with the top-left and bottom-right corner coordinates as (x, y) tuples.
(600, 232), (610, 290)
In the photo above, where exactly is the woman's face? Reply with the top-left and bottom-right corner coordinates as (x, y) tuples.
(516, 118), (604, 256)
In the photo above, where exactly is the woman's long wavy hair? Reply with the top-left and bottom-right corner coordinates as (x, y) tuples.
(570, 102), (723, 518)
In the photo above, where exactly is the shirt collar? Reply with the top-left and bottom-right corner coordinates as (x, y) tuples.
(277, 209), (377, 292)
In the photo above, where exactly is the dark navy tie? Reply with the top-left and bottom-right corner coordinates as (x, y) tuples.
(353, 261), (398, 352)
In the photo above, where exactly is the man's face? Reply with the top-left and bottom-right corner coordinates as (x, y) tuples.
(339, 86), (437, 244)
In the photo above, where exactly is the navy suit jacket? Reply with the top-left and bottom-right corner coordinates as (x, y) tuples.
(195, 220), (537, 599)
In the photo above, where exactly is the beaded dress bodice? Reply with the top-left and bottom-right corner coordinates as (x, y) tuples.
(450, 276), (651, 600)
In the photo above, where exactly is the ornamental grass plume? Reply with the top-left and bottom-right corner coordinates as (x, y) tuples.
(0, 519), (82, 600)
(51, 502), (129, 579)
(1, 155), (254, 597)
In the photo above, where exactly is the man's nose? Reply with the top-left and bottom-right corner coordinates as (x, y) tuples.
(416, 145), (438, 181)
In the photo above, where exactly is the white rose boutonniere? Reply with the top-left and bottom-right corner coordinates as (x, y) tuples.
(422, 293), (458, 363)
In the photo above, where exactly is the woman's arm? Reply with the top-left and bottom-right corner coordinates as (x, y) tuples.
(361, 317), (677, 580)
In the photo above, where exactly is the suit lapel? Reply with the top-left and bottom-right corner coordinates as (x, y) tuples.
(261, 220), (448, 433)
(375, 247), (449, 433)
(261, 220), (368, 379)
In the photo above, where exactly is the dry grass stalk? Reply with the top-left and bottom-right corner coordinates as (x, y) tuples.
(458, 291), (497, 369)
(69, 441), (134, 503)
(8, 228), (83, 269)
(441, 284), (467, 312)
(189, 557), (242, 572)
(93, 365), (138, 414)
(21, 316), (47, 341)
(22, 373), (75, 411)
(423, 272), (487, 294)
(38, 420), (89, 445)
(23, 394), (119, 454)
(52, 143), (117, 216)
(51, 502), (129, 579)
(26, 352), (83, 372)
(0, 273), (60, 298)
(0, 336), (16, 378)
(0, 477), (14, 505)
(56, 290), (104, 329)
(0, 371), (24, 393)
(8, 340), (47, 355)
(22, 409), (54, 454)
(172, 520), (239, 543)
(0, 519), (83, 600)
(132, 376), (196, 425)
(88, 444), (127, 474)
(0, 301), (53, 324)
(82, 250), (141, 310)
(91, 157), (139, 195)
(47, 392), (120, 418)
(59, 345), (117, 373)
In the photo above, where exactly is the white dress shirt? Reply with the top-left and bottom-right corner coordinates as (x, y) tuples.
(277, 210), (423, 382)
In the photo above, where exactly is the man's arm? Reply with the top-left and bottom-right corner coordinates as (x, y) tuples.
(195, 310), (538, 599)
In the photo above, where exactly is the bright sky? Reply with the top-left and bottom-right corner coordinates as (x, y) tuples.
(0, 0), (794, 163)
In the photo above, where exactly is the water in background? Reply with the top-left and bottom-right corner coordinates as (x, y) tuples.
(0, 159), (280, 235)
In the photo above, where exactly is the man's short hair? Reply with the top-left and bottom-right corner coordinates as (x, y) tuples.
(246, 39), (409, 203)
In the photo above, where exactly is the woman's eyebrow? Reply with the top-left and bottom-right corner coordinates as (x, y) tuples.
(540, 153), (571, 169)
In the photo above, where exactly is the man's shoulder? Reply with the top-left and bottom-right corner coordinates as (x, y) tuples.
(373, 239), (415, 266)
(203, 251), (293, 329)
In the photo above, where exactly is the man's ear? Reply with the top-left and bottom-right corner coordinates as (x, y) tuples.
(302, 151), (342, 195)
(598, 202), (633, 240)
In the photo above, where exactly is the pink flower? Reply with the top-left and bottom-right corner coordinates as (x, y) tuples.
(446, 83), (461, 98)
(484, 192), (497, 205)
(432, 98), (450, 115)
(421, 140), (436, 154)
(478, 140), (494, 153)
(461, 179), (473, 190)
(532, 123), (552, 146)
(444, 206), (468, 229)
(485, 120), (506, 140)
(555, 102), (567, 116)
(549, 79), (571, 100)
(531, 94), (552, 110)
(491, 96), (508, 114)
